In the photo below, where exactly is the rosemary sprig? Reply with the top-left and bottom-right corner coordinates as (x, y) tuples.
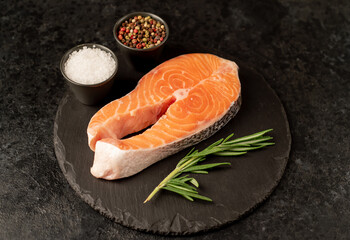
(144, 129), (275, 203)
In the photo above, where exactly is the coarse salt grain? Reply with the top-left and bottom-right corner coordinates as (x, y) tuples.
(64, 46), (116, 85)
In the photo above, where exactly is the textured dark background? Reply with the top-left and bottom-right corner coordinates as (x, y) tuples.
(1, 0), (349, 239)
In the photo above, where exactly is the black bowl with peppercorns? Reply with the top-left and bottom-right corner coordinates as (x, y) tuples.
(113, 12), (169, 71)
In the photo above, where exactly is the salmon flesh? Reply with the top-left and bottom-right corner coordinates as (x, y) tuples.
(87, 53), (241, 180)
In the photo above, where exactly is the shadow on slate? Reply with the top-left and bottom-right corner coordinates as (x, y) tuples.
(53, 45), (291, 235)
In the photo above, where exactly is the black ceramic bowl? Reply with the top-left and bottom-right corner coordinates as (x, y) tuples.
(113, 12), (169, 70)
(60, 43), (118, 105)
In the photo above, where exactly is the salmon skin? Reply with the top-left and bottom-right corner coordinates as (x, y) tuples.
(87, 53), (241, 180)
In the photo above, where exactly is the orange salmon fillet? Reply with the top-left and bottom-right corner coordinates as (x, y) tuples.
(87, 53), (241, 179)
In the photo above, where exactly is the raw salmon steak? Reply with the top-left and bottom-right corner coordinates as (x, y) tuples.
(87, 53), (241, 180)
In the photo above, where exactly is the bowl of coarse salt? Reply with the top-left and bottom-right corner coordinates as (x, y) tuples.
(60, 43), (118, 105)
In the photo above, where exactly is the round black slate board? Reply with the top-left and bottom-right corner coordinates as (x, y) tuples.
(54, 63), (291, 235)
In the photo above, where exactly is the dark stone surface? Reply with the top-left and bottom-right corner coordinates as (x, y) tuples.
(0, 0), (349, 239)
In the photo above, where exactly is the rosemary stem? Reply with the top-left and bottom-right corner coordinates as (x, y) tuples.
(144, 157), (196, 203)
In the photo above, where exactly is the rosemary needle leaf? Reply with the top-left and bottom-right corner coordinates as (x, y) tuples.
(175, 175), (190, 181)
(189, 194), (212, 202)
(223, 133), (235, 142)
(213, 151), (247, 156)
(181, 194), (194, 201)
(167, 179), (198, 191)
(207, 138), (224, 149)
(162, 186), (212, 201)
(186, 148), (196, 156)
(191, 170), (209, 174)
(226, 129), (273, 144)
(189, 178), (199, 187)
(229, 146), (266, 151)
(183, 162), (231, 172)
(166, 184), (198, 193)
(255, 142), (275, 147)
(223, 136), (273, 146)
